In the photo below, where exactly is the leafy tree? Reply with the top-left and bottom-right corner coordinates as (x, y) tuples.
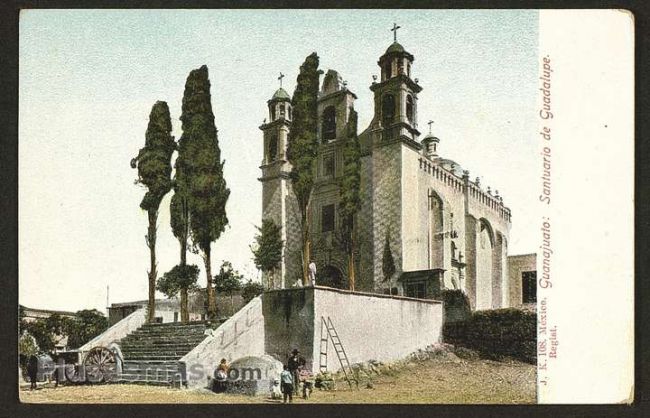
(66, 309), (108, 349)
(131, 101), (176, 322)
(251, 219), (283, 289)
(338, 108), (361, 290)
(22, 320), (56, 353)
(382, 231), (396, 283)
(286, 53), (322, 285)
(213, 261), (243, 315)
(157, 264), (200, 321)
(180, 65), (230, 319)
(241, 280), (265, 304)
(19, 332), (39, 359)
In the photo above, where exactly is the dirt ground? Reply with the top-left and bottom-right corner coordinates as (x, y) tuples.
(20, 357), (536, 404)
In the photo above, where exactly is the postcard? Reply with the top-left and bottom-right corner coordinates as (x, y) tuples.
(17, 9), (634, 404)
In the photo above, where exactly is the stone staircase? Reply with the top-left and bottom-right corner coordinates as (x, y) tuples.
(117, 321), (219, 386)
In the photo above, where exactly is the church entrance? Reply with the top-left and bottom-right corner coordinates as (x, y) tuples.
(318, 265), (346, 289)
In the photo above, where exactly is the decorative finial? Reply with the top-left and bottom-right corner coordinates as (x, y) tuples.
(372, 74), (377, 83)
(415, 78), (419, 84)
(391, 23), (401, 42)
(475, 177), (481, 186)
(278, 72), (285, 88)
(427, 120), (434, 135)
(342, 80), (348, 90)
(495, 190), (500, 197)
(487, 186), (492, 195)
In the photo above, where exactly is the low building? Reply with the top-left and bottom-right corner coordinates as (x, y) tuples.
(108, 290), (245, 326)
(507, 253), (537, 309)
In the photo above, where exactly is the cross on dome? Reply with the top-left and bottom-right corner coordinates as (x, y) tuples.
(391, 23), (401, 42)
(428, 120), (434, 134)
(278, 72), (285, 88)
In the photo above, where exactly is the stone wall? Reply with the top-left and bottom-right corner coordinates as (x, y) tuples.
(312, 287), (443, 371)
(79, 308), (146, 353)
(180, 296), (266, 389)
(262, 288), (316, 370)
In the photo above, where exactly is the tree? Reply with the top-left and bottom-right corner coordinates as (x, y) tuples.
(286, 53), (322, 285)
(213, 261), (243, 316)
(180, 65), (230, 319)
(241, 280), (265, 304)
(164, 131), (198, 322)
(251, 219), (283, 289)
(66, 309), (109, 349)
(382, 231), (396, 283)
(338, 107), (361, 290)
(131, 101), (176, 322)
(157, 264), (200, 321)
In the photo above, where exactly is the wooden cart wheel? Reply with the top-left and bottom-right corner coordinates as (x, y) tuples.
(84, 347), (117, 383)
(63, 363), (84, 384)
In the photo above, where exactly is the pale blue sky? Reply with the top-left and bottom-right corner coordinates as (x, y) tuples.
(19, 9), (538, 312)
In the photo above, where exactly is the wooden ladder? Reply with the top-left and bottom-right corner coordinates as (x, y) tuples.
(319, 316), (358, 389)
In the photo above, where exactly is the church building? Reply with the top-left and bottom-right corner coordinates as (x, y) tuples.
(259, 30), (517, 310)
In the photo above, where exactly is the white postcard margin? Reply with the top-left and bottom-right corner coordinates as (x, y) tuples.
(537, 9), (634, 404)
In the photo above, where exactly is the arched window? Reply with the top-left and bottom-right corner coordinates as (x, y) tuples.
(382, 94), (395, 127)
(451, 241), (457, 261)
(406, 95), (414, 123)
(407, 62), (411, 77)
(287, 106), (292, 120)
(270, 105), (276, 121)
(322, 106), (336, 141)
(279, 104), (286, 119)
(268, 136), (278, 162)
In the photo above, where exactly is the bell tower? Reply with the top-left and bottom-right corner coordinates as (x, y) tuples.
(259, 74), (297, 289)
(369, 23), (422, 145)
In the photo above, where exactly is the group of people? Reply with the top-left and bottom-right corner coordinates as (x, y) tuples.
(279, 348), (313, 403)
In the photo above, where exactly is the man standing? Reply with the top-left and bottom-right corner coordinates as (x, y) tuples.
(287, 348), (304, 395)
(308, 260), (317, 286)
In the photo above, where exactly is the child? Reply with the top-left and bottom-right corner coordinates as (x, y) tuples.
(270, 378), (282, 400)
(280, 365), (293, 403)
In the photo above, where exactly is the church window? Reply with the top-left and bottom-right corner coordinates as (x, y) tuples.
(406, 95), (414, 123)
(322, 106), (337, 141)
(406, 281), (426, 299)
(268, 136), (278, 162)
(321, 204), (335, 233)
(451, 241), (458, 261)
(279, 103), (286, 118)
(382, 94), (395, 127)
(270, 105), (276, 121)
(323, 153), (335, 177)
(407, 62), (411, 77)
(287, 106), (292, 120)
(522, 271), (537, 303)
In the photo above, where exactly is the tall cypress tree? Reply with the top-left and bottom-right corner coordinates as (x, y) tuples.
(180, 65), (230, 320)
(131, 101), (176, 322)
(286, 53), (322, 284)
(339, 108), (361, 290)
(160, 131), (199, 323)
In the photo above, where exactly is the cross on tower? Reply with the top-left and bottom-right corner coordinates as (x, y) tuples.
(428, 120), (434, 134)
(278, 72), (285, 88)
(391, 23), (401, 42)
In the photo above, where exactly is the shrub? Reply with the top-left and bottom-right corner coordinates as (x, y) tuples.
(443, 308), (536, 364)
(441, 289), (471, 323)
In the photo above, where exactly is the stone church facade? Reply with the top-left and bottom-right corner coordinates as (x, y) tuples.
(259, 38), (514, 310)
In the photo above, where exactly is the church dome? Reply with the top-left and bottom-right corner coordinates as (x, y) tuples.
(271, 88), (290, 101)
(421, 133), (439, 144)
(385, 41), (406, 54)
